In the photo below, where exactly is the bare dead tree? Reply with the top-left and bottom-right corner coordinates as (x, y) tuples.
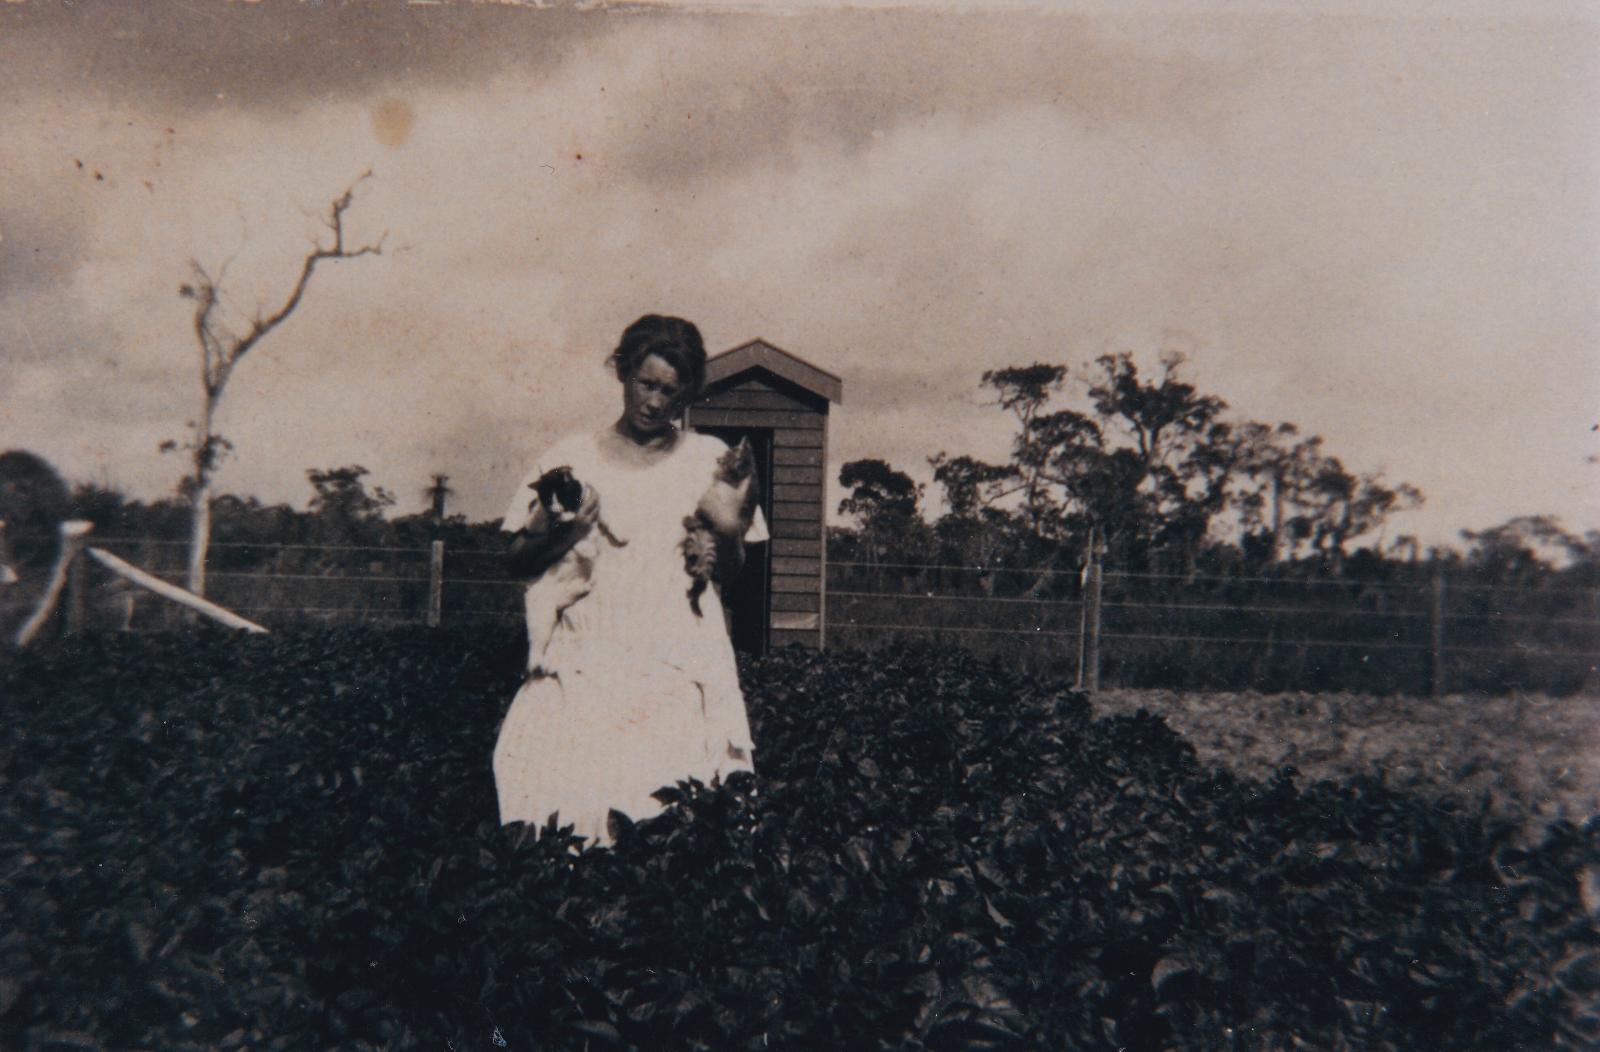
(165, 173), (385, 597)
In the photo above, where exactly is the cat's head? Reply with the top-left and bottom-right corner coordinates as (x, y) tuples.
(717, 437), (756, 483)
(531, 466), (584, 515)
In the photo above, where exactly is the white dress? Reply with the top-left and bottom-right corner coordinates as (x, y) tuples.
(492, 424), (768, 845)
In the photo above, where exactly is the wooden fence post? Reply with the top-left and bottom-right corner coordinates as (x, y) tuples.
(1428, 560), (1445, 696)
(67, 550), (87, 636)
(428, 540), (444, 628)
(1077, 526), (1105, 692)
(1075, 540), (1090, 689)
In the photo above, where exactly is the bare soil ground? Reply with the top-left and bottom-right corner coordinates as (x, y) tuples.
(1091, 687), (1600, 843)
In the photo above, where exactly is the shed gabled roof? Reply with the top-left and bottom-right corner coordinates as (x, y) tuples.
(705, 339), (842, 405)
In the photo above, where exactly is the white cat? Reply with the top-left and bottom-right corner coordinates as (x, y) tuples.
(680, 438), (759, 617)
(521, 467), (626, 677)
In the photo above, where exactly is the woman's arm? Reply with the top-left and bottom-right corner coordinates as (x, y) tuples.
(506, 506), (564, 577)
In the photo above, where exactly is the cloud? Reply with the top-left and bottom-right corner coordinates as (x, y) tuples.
(0, 0), (601, 114)
(1, 5), (1596, 546)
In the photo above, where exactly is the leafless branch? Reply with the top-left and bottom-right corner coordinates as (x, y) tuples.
(984, 481), (1029, 503)
(181, 260), (228, 393)
(214, 171), (383, 375)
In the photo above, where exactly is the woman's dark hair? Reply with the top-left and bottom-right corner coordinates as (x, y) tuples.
(608, 315), (707, 400)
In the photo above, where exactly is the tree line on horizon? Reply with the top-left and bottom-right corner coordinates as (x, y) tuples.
(830, 352), (1598, 590)
(16, 343), (1590, 588)
(5, 347), (1590, 597)
(63, 466), (502, 566)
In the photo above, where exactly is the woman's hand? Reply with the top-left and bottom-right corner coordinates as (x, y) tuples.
(574, 484), (601, 527)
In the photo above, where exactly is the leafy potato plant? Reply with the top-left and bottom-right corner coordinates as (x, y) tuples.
(2, 629), (1597, 1050)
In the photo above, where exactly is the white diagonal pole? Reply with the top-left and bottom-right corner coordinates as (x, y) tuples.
(85, 546), (268, 635)
(15, 520), (95, 648)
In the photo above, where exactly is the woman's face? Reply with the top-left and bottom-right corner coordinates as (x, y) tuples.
(619, 352), (686, 442)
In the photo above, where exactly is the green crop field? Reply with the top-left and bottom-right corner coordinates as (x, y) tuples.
(1091, 688), (1600, 845)
(3, 628), (1598, 1050)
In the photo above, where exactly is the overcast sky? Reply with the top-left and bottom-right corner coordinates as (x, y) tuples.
(2, 0), (1596, 548)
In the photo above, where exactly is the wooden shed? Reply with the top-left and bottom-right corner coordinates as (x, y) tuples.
(685, 339), (842, 654)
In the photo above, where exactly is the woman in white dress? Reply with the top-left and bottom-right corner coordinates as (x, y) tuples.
(493, 315), (766, 846)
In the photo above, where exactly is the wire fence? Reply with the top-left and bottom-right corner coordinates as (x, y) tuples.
(59, 537), (525, 630)
(22, 539), (1599, 695)
(824, 559), (1599, 695)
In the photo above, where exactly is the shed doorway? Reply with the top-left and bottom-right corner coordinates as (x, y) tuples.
(695, 425), (774, 656)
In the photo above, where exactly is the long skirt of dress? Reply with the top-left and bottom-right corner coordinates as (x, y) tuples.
(492, 657), (756, 846)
